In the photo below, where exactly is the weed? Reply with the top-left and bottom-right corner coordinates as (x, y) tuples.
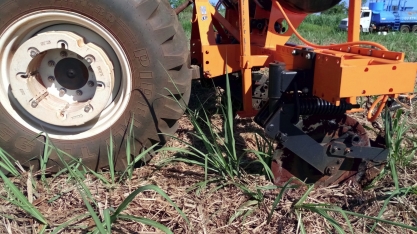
(0, 149), (20, 177)
(0, 170), (47, 225)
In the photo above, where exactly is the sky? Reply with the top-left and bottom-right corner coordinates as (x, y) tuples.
(208, 0), (417, 11)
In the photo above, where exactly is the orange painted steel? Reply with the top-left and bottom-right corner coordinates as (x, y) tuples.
(368, 95), (389, 122)
(348, 0), (361, 42)
(191, 0), (416, 117)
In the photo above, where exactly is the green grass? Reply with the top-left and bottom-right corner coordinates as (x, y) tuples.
(158, 71), (274, 188)
(0, 8), (416, 234)
(175, 9), (417, 233)
(294, 14), (417, 62)
(178, 11), (417, 61)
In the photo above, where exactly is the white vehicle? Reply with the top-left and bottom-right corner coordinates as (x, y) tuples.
(338, 7), (372, 32)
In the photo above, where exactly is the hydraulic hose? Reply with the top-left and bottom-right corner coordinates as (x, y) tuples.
(274, 0), (389, 51)
(274, 0), (391, 120)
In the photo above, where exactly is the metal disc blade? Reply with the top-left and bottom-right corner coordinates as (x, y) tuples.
(271, 115), (385, 187)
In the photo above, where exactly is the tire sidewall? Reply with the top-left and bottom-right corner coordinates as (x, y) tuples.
(0, 0), (190, 170)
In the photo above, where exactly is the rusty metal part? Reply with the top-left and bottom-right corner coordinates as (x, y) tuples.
(252, 72), (269, 110)
(271, 115), (385, 187)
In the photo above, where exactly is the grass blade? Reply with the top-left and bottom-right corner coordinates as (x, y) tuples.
(78, 181), (106, 234)
(0, 148), (19, 176)
(295, 210), (307, 234)
(118, 214), (173, 234)
(104, 208), (111, 233)
(111, 185), (189, 224)
(267, 178), (297, 223)
(51, 213), (90, 234)
(0, 170), (48, 224)
(295, 184), (314, 207)
(312, 205), (417, 231)
(228, 200), (258, 224)
(108, 133), (115, 185)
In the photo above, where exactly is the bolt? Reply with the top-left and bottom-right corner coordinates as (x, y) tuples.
(305, 53), (311, 60)
(48, 76), (55, 82)
(31, 100), (38, 108)
(48, 60), (55, 67)
(291, 50), (298, 55)
(30, 50), (38, 58)
(336, 160), (341, 165)
(59, 88), (66, 96)
(84, 105), (91, 113)
(345, 148), (351, 154)
(85, 56), (94, 63)
(87, 81), (95, 87)
(76, 90), (83, 96)
(60, 51), (68, 58)
(325, 166), (336, 175)
(267, 124), (275, 132)
(332, 146), (338, 153)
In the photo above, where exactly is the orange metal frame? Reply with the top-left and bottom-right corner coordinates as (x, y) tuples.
(191, 0), (416, 117)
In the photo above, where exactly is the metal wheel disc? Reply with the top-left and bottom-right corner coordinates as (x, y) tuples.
(271, 115), (384, 187)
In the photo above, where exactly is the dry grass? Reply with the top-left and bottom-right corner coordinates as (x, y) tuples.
(0, 81), (416, 233)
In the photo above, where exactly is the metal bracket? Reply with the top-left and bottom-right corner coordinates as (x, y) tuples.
(328, 141), (388, 161)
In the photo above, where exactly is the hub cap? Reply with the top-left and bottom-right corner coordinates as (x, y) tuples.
(9, 32), (113, 126)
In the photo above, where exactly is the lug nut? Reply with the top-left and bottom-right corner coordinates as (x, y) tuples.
(85, 55), (95, 63)
(60, 51), (68, 57)
(48, 60), (55, 67)
(31, 100), (38, 108)
(48, 76), (55, 82)
(30, 50), (38, 58)
(59, 88), (66, 96)
(87, 81), (95, 87)
(84, 105), (91, 113)
(76, 90), (83, 96)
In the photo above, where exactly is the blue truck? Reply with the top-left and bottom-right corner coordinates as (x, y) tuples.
(338, 0), (417, 33)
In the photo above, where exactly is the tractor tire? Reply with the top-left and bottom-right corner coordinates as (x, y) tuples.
(0, 0), (191, 172)
(412, 25), (417, 33)
(400, 25), (410, 33)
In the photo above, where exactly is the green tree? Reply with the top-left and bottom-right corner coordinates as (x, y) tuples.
(321, 2), (348, 15)
(170, 0), (190, 8)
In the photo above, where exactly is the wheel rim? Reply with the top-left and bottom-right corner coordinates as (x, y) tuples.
(0, 10), (132, 140)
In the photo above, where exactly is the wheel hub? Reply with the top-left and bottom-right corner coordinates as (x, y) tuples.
(55, 58), (89, 89)
(9, 31), (114, 126)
